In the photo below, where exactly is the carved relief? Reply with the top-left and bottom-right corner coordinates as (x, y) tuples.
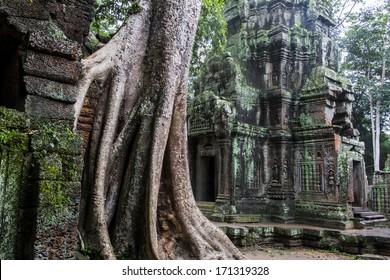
(283, 159), (289, 182)
(272, 157), (280, 183)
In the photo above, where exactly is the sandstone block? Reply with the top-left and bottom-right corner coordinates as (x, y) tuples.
(24, 51), (81, 84)
(24, 76), (78, 104)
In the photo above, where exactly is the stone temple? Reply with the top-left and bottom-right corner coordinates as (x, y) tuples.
(188, 0), (378, 229)
(0, 0), (389, 259)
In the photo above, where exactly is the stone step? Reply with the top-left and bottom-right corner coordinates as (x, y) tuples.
(357, 211), (384, 217)
(196, 201), (216, 217)
(355, 254), (388, 260)
(352, 207), (370, 213)
(197, 201), (216, 210)
(352, 207), (388, 228)
(360, 214), (386, 220)
(360, 218), (388, 225)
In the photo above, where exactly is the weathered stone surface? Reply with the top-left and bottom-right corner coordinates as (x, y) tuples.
(25, 95), (75, 120)
(33, 206), (79, 259)
(0, 107), (27, 130)
(46, 0), (95, 43)
(30, 128), (83, 156)
(0, 0), (50, 20)
(0, 147), (27, 259)
(37, 181), (81, 208)
(24, 51), (81, 84)
(0, 0), (91, 261)
(0, 108), (29, 259)
(28, 31), (82, 61)
(220, 223), (390, 256)
(24, 76), (78, 104)
(190, 0), (369, 229)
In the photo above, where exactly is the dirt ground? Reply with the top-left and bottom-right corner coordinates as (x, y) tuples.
(241, 245), (357, 260)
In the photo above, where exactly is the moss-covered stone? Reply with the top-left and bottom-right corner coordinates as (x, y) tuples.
(0, 108), (29, 259)
(0, 107), (28, 130)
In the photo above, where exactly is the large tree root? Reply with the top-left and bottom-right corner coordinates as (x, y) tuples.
(76, 0), (244, 260)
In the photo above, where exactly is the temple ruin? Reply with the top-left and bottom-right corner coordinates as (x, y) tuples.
(188, 0), (387, 228)
(0, 0), (389, 259)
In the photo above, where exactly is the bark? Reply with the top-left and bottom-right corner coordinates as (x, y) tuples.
(76, 0), (244, 260)
(375, 99), (380, 172)
(369, 90), (378, 172)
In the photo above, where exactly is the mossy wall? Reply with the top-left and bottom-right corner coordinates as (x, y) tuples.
(370, 171), (390, 219)
(0, 108), (28, 259)
(0, 0), (92, 259)
(0, 108), (83, 259)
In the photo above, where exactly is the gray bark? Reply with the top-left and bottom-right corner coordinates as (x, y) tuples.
(76, 0), (244, 260)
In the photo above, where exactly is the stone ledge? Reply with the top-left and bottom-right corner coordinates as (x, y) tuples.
(25, 95), (76, 121)
(24, 51), (81, 84)
(0, 0), (50, 20)
(24, 76), (78, 104)
(28, 31), (82, 61)
(218, 222), (390, 256)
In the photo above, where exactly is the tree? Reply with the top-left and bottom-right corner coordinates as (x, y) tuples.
(75, 0), (243, 260)
(88, 0), (227, 97)
(190, 0), (226, 82)
(341, 0), (390, 173)
(330, 0), (364, 33)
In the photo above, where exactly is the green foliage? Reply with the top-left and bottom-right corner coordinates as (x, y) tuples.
(190, 0), (227, 80)
(90, 0), (141, 40)
(39, 181), (69, 208)
(299, 113), (315, 128)
(340, 1), (390, 173)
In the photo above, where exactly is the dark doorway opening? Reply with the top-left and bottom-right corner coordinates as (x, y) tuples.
(352, 161), (363, 207)
(0, 24), (26, 111)
(197, 156), (217, 202)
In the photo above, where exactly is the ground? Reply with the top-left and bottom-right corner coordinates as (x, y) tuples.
(242, 245), (357, 260)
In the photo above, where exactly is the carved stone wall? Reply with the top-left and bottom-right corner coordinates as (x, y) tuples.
(370, 155), (390, 219)
(188, 0), (368, 229)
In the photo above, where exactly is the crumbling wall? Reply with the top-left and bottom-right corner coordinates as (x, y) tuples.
(0, 0), (93, 259)
(0, 108), (28, 259)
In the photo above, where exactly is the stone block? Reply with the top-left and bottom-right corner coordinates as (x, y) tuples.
(274, 227), (303, 237)
(23, 51), (81, 84)
(24, 76), (78, 104)
(28, 31), (82, 61)
(37, 181), (81, 208)
(224, 214), (263, 223)
(25, 95), (75, 120)
(0, 148), (26, 259)
(303, 228), (325, 237)
(61, 154), (83, 182)
(39, 153), (82, 182)
(0, 0), (49, 20)
(33, 206), (79, 259)
(0, 107), (27, 130)
(46, 0), (95, 43)
(30, 125), (83, 156)
(37, 154), (63, 181)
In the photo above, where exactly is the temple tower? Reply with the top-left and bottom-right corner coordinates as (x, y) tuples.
(188, 0), (369, 228)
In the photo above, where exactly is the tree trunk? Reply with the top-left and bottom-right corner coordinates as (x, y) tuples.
(375, 99), (381, 171)
(76, 0), (244, 260)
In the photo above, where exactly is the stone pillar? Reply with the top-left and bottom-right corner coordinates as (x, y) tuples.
(212, 138), (233, 221)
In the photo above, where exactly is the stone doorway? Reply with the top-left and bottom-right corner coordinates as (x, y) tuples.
(352, 161), (364, 207)
(0, 22), (25, 111)
(196, 156), (218, 202)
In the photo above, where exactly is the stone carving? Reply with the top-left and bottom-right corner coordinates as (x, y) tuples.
(272, 157), (281, 183)
(188, 0), (370, 228)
